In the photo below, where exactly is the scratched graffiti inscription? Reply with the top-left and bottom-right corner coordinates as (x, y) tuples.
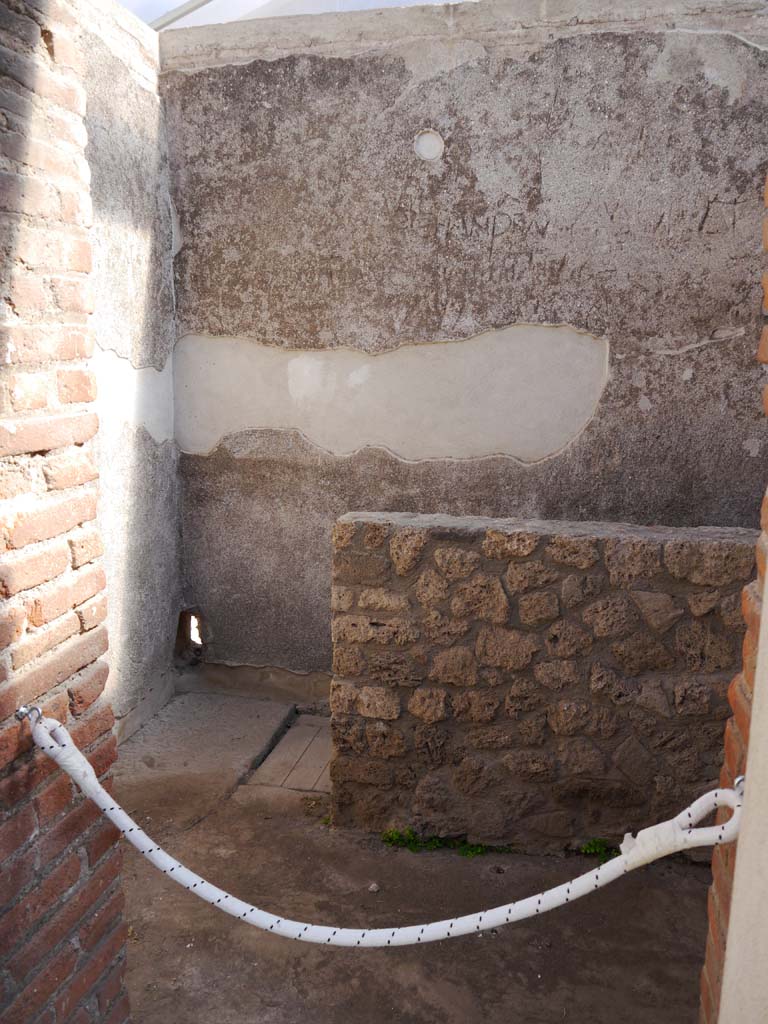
(167, 30), (767, 346)
(390, 194), (519, 257)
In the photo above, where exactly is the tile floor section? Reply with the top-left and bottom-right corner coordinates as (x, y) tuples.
(251, 714), (331, 793)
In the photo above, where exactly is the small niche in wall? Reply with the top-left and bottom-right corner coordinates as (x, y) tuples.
(175, 609), (205, 666)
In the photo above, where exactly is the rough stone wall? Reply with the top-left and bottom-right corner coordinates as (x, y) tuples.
(329, 514), (755, 850)
(698, 185), (767, 1024)
(161, 1), (768, 676)
(0, 1), (129, 1020)
(75, 0), (181, 740)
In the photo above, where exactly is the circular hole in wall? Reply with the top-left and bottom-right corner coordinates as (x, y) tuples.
(414, 129), (445, 161)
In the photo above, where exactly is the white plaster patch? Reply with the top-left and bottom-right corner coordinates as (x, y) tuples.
(173, 325), (609, 462)
(743, 438), (761, 458)
(93, 345), (174, 444)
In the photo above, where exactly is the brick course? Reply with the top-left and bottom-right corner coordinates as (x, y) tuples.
(331, 514), (754, 850)
(698, 179), (768, 1024)
(0, 3), (129, 1022)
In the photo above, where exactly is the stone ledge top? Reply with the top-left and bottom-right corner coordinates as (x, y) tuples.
(159, 0), (768, 73)
(337, 512), (757, 545)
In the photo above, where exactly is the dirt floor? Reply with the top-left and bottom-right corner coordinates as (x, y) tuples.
(114, 695), (711, 1024)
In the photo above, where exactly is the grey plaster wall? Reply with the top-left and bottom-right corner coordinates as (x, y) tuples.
(78, 0), (182, 736)
(162, 2), (768, 673)
(165, 32), (765, 354)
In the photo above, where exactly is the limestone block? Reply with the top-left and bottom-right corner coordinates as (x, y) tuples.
(505, 559), (559, 593)
(612, 735), (655, 785)
(482, 529), (540, 560)
(333, 645), (365, 677)
(358, 588), (410, 613)
(357, 686), (401, 720)
(451, 691), (500, 723)
(503, 750), (556, 781)
(545, 620), (593, 658)
(611, 632), (674, 675)
(581, 594), (637, 637)
(519, 590), (560, 626)
(534, 659), (582, 691)
(330, 679), (358, 715)
(366, 650), (424, 687)
(557, 737), (606, 775)
(434, 546), (480, 580)
(604, 538), (662, 586)
(429, 646), (478, 686)
(664, 539), (755, 586)
(476, 625), (541, 671)
(544, 535), (599, 569)
(365, 721), (407, 758)
(561, 573), (606, 609)
(450, 573), (509, 623)
(414, 569), (449, 606)
(631, 591), (684, 633)
(390, 528), (427, 576)
(408, 688), (449, 724)
(675, 620), (736, 672)
(421, 610), (471, 644)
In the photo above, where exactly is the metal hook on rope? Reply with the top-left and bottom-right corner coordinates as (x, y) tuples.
(16, 707), (744, 949)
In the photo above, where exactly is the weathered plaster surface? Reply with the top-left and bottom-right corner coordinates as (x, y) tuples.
(163, 31), (766, 353)
(166, 9), (768, 673)
(174, 326), (608, 461)
(79, 0), (182, 732)
(96, 421), (182, 727)
(179, 404), (762, 672)
(82, 15), (174, 371)
(93, 345), (173, 445)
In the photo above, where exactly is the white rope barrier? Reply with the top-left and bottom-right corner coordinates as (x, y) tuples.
(18, 706), (743, 948)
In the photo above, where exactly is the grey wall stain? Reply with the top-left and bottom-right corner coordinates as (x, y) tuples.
(85, 32), (175, 371)
(82, 25), (183, 729)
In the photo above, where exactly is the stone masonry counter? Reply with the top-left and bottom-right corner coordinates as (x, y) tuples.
(329, 514), (756, 851)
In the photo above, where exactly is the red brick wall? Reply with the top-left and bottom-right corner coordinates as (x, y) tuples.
(698, 182), (768, 1023)
(0, 2), (129, 1022)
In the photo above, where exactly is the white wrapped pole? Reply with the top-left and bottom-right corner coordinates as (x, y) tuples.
(19, 706), (743, 949)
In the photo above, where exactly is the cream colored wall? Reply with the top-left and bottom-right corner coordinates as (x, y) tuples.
(174, 327), (609, 461)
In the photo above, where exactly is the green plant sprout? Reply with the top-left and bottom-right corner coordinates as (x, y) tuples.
(579, 838), (620, 864)
(381, 828), (515, 858)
